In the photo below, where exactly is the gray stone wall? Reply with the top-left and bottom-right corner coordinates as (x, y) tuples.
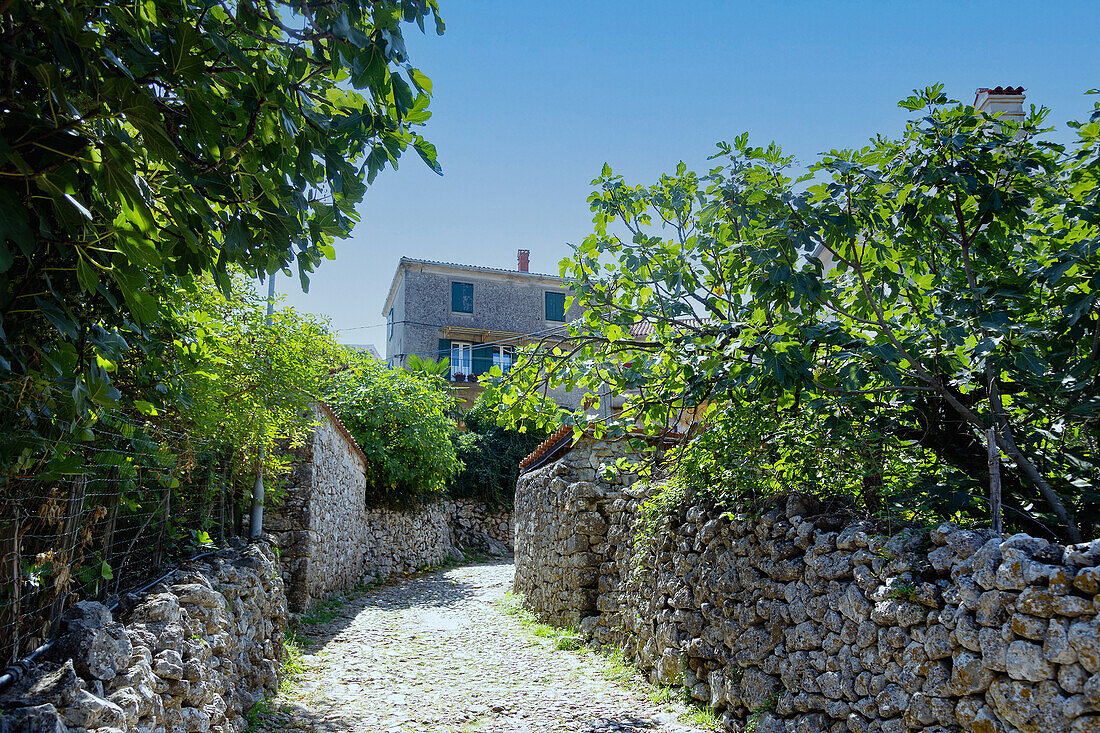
(448, 498), (514, 549)
(360, 502), (458, 579)
(514, 437), (1100, 732)
(0, 540), (287, 733)
(268, 408), (514, 613)
(513, 435), (636, 626)
(265, 409), (372, 613)
(396, 264), (581, 365)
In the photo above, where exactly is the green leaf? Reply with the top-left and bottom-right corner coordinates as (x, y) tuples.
(76, 257), (99, 293)
(133, 400), (158, 415)
(408, 68), (432, 95)
(413, 136), (441, 174)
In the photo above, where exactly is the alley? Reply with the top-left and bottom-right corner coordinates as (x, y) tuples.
(253, 560), (707, 733)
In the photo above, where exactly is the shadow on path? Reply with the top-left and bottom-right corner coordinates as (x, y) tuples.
(292, 557), (510, 653)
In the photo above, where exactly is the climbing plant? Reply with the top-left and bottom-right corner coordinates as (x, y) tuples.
(325, 358), (460, 509)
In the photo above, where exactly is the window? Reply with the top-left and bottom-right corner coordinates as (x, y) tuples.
(545, 291), (566, 322)
(387, 308), (394, 339)
(451, 282), (474, 313)
(493, 345), (514, 374)
(450, 342), (472, 377)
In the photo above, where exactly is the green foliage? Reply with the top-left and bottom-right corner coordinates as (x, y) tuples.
(245, 634), (305, 730)
(498, 87), (1100, 542)
(174, 276), (353, 482)
(0, 0), (443, 436)
(447, 395), (548, 506)
(405, 354), (450, 378)
(324, 359), (460, 508)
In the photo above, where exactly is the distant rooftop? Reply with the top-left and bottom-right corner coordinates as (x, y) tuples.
(396, 256), (561, 280)
(345, 343), (381, 360)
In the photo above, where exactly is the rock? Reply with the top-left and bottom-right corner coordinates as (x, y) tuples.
(655, 648), (684, 686)
(172, 584), (225, 610)
(60, 689), (126, 729)
(152, 649), (185, 680)
(2, 661), (82, 710)
(1074, 567), (1100, 595)
(1070, 618), (1100, 673)
(0, 703), (66, 733)
(130, 593), (181, 625)
(45, 602), (132, 682)
(988, 678), (1068, 733)
(949, 650), (993, 695)
(1072, 716), (1100, 733)
(1006, 640), (1054, 682)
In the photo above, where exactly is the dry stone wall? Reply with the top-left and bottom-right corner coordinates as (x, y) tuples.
(449, 498), (514, 549)
(0, 540), (287, 733)
(268, 405), (513, 613)
(514, 436), (1100, 733)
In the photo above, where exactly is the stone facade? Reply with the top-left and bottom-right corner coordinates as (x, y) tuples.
(267, 406), (514, 613)
(0, 540), (287, 733)
(381, 257), (583, 372)
(515, 436), (1100, 732)
(266, 406), (374, 611)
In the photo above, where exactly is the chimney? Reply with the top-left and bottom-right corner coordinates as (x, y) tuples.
(517, 249), (530, 272)
(974, 86), (1026, 124)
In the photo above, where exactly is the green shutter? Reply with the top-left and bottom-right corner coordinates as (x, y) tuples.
(545, 291), (566, 321)
(438, 338), (451, 362)
(471, 344), (493, 376)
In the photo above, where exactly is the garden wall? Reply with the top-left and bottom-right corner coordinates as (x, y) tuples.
(267, 404), (513, 613)
(0, 540), (287, 733)
(515, 435), (1100, 733)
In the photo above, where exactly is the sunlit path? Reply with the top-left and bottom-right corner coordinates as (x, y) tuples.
(252, 560), (706, 733)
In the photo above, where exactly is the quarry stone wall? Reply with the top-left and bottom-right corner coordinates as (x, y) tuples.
(515, 435), (1100, 733)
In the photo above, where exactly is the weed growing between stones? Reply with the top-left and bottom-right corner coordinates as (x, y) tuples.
(684, 705), (721, 730)
(744, 688), (782, 733)
(498, 591), (582, 649)
(245, 636), (305, 731)
(501, 592), (720, 731)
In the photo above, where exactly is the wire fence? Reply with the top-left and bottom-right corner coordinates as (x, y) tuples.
(0, 395), (251, 671)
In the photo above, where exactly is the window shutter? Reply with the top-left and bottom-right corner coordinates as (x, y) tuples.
(437, 338), (451, 362)
(471, 344), (493, 376)
(545, 291), (566, 321)
(451, 282), (474, 313)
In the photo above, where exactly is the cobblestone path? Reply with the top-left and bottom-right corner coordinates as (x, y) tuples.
(255, 559), (707, 733)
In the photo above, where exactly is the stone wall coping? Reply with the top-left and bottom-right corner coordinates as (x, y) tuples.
(313, 400), (367, 469)
(518, 426), (686, 474)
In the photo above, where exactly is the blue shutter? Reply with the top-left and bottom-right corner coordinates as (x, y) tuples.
(451, 282), (473, 313)
(545, 291), (566, 321)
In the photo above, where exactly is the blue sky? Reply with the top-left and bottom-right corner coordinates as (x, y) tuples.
(273, 0), (1100, 346)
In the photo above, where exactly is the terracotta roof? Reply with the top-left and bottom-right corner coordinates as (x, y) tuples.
(518, 425), (574, 472)
(314, 400), (368, 468)
(517, 424), (687, 473)
(628, 319), (709, 338)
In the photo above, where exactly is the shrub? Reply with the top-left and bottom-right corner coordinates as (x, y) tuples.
(325, 358), (460, 509)
(447, 396), (548, 506)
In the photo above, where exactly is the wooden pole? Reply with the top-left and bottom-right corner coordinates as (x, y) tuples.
(987, 427), (1002, 537)
(50, 475), (87, 635)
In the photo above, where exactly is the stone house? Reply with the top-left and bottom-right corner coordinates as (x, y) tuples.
(381, 250), (584, 406)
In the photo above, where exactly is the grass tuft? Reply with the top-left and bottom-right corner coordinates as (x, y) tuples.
(500, 593), (721, 731)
